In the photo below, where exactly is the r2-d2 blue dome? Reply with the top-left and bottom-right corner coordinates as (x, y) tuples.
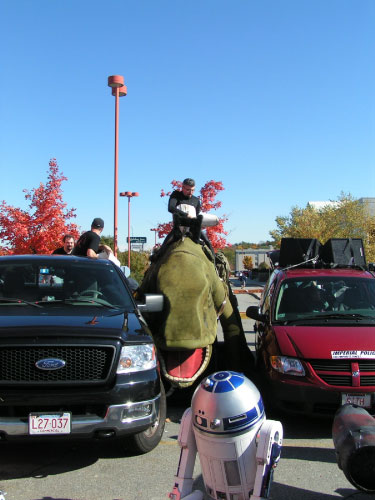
(192, 371), (265, 435)
(191, 371), (267, 500)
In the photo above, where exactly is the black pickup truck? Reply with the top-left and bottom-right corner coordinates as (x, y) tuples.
(0, 254), (166, 454)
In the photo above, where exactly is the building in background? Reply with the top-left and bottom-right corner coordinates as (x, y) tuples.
(359, 198), (375, 217)
(308, 198), (375, 217)
(235, 248), (272, 273)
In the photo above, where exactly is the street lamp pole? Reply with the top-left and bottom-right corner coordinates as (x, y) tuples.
(108, 75), (127, 257)
(150, 228), (158, 246)
(120, 192), (139, 270)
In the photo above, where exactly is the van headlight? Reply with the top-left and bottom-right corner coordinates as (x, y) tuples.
(117, 344), (156, 374)
(270, 356), (305, 376)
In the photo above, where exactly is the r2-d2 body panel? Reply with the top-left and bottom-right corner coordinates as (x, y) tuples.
(191, 371), (265, 500)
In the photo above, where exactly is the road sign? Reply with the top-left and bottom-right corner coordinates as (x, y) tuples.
(127, 237), (147, 243)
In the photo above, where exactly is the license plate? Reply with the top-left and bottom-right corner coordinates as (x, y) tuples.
(29, 412), (71, 435)
(341, 393), (372, 408)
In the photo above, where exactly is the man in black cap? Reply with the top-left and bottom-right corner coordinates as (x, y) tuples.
(169, 178), (215, 257)
(167, 178), (203, 243)
(73, 218), (111, 258)
(150, 178), (215, 262)
(168, 178), (201, 219)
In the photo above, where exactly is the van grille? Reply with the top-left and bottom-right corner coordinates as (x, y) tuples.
(309, 360), (375, 388)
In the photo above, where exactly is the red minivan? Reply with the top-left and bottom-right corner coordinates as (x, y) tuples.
(247, 266), (375, 417)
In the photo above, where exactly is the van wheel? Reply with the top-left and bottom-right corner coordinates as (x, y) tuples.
(121, 382), (166, 454)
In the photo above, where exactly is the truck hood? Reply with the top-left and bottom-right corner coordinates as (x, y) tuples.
(0, 311), (149, 342)
(274, 325), (375, 359)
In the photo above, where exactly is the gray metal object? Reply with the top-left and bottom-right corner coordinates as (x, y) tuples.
(137, 293), (164, 313)
(192, 371), (264, 435)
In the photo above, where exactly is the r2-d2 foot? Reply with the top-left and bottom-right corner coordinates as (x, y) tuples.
(169, 371), (283, 500)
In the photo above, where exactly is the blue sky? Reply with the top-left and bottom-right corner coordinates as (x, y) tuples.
(1, 0), (374, 249)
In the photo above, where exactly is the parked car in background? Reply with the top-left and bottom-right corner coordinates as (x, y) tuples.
(0, 254), (165, 454)
(247, 238), (375, 417)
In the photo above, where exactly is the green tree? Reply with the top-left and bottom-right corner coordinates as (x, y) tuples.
(243, 255), (253, 270)
(221, 246), (235, 271)
(100, 235), (114, 248)
(118, 250), (150, 284)
(97, 235), (150, 284)
(270, 193), (375, 261)
(368, 222), (375, 262)
(258, 261), (270, 270)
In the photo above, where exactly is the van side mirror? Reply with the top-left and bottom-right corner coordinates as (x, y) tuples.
(246, 306), (267, 322)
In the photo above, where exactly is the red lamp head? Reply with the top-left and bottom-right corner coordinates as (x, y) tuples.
(112, 85), (127, 97)
(108, 75), (124, 88)
(120, 192), (139, 198)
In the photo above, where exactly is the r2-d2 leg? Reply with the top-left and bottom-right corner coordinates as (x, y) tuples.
(169, 408), (203, 500)
(250, 420), (283, 500)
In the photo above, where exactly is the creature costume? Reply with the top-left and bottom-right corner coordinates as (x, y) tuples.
(139, 236), (254, 388)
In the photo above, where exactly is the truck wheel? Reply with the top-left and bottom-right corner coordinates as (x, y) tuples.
(122, 382), (166, 454)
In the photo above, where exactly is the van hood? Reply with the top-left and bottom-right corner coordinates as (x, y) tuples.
(274, 325), (375, 359)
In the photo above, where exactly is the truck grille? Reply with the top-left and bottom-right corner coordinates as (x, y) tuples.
(0, 345), (116, 384)
(310, 360), (375, 388)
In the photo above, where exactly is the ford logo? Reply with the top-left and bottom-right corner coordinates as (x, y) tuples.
(35, 358), (66, 371)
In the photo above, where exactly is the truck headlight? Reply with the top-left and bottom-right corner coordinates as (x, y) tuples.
(117, 344), (156, 374)
(270, 356), (305, 376)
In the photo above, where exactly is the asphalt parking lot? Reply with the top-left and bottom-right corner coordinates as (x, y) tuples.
(0, 278), (371, 499)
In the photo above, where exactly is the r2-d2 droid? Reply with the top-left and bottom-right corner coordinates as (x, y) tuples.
(169, 371), (283, 500)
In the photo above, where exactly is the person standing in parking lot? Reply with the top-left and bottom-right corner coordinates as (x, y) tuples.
(72, 218), (112, 258)
(52, 234), (75, 255)
(239, 271), (247, 289)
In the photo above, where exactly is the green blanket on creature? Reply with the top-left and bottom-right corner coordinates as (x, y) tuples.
(139, 237), (242, 351)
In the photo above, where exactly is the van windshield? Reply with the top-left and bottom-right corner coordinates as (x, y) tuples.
(274, 277), (375, 321)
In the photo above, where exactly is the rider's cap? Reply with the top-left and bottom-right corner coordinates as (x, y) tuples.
(91, 217), (104, 229)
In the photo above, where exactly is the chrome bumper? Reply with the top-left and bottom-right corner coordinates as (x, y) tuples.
(0, 394), (161, 438)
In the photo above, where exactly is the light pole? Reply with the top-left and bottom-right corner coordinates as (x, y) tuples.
(150, 228), (158, 246)
(120, 191), (139, 270)
(108, 75), (127, 257)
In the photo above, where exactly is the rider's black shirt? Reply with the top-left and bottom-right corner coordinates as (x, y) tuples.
(168, 190), (201, 217)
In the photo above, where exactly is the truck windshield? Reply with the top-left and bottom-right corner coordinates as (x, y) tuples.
(274, 276), (375, 321)
(0, 259), (134, 310)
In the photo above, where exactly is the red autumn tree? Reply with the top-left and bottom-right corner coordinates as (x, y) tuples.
(0, 158), (80, 255)
(156, 179), (229, 249)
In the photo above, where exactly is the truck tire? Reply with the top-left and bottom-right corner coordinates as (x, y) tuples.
(122, 382), (166, 454)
